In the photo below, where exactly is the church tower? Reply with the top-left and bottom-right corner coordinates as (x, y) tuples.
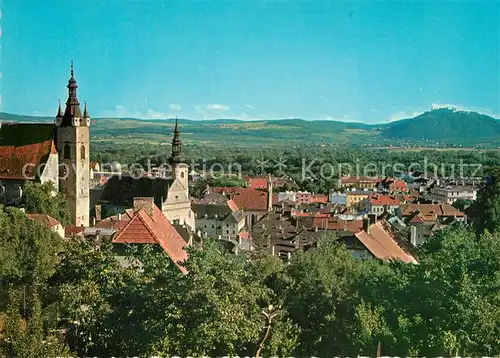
(162, 119), (195, 230)
(169, 118), (189, 192)
(55, 62), (90, 227)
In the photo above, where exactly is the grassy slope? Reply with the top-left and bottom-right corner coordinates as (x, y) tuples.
(1, 108), (499, 148)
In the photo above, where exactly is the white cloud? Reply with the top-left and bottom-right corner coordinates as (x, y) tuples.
(169, 104), (182, 111)
(244, 104), (256, 110)
(99, 105), (179, 119)
(206, 104), (230, 111)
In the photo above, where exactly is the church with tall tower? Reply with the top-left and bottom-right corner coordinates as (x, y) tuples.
(0, 63), (90, 227)
(99, 118), (195, 231)
(55, 62), (91, 227)
(161, 119), (195, 229)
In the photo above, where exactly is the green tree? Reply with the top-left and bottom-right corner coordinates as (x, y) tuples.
(0, 285), (72, 358)
(468, 166), (500, 235)
(0, 206), (63, 287)
(21, 181), (71, 225)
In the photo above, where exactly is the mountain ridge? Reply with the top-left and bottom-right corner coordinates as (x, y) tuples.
(1, 108), (499, 148)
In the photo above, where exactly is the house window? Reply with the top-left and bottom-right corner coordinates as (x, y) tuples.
(80, 145), (86, 159)
(64, 144), (71, 159)
(226, 230), (229, 234)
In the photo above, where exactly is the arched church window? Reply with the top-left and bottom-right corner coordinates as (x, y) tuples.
(81, 145), (86, 159)
(181, 172), (185, 178)
(64, 144), (71, 159)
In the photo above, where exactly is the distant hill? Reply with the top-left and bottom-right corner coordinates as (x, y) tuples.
(381, 108), (500, 143)
(1, 108), (499, 148)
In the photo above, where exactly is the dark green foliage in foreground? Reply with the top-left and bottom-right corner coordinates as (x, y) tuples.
(1, 218), (499, 356)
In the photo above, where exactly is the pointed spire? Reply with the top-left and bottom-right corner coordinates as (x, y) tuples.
(56, 100), (63, 118)
(83, 101), (89, 118)
(169, 117), (184, 164)
(61, 61), (82, 126)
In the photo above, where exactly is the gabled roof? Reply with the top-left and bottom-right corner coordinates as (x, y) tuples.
(0, 123), (56, 180)
(112, 205), (189, 274)
(354, 221), (418, 264)
(369, 194), (401, 206)
(401, 203), (464, 217)
(311, 194), (328, 204)
(64, 225), (85, 237)
(246, 176), (269, 190)
(213, 187), (269, 212)
(27, 213), (61, 228)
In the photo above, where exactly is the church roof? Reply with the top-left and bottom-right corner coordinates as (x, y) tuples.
(0, 123), (56, 180)
(100, 175), (174, 208)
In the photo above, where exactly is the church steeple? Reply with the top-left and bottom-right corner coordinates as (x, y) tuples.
(169, 118), (184, 164)
(60, 61), (83, 126)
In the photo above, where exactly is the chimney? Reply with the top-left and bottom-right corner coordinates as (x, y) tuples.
(95, 204), (102, 221)
(410, 225), (417, 246)
(266, 235), (271, 248)
(92, 217), (96, 226)
(287, 251), (291, 262)
(314, 226), (318, 232)
(118, 213), (122, 220)
(271, 245), (275, 256)
(363, 217), (370, 234)
(133, 197), (155, 217)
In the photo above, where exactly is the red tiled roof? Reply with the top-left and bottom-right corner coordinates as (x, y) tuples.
(65, 226), (85, 237)
(213, 187), (269, 212)
(389, 179), (408, 191)
(112, 205), (189, 274)
(311, 194), (328, 204)
(246, 177), (269, 190)
(341, 176), (380, 184)
(355, 221), (418, 264)
(227, 199), (240, 212)
(401, 204), (464, 217)
(369, 194), (401, 206)
(313, 218), (364, 233)
(291, 210), (330, 218)
(239, 231), (251, 240)
(27, 213), (61, 228)
(0, 123), (56, 180)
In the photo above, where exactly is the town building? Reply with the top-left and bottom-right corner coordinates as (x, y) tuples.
(99, 119), (195, 230)
(192, 188), (245, 240)
(0, 64), (90, 226)
(366, 194), (401, 215)
(345, 188), (377, 208)
(339, 176), (379, 189)
(27, 213), (65, 238)
(430, 185), (477, 204)
(90, 197), (190, 273)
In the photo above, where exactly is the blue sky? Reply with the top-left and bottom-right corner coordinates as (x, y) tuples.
(1, 1), (499, 122)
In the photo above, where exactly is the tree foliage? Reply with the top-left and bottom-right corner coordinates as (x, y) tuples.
(21, 181), (71, 226)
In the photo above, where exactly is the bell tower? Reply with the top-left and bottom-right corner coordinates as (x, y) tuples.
(169, 118), (189, 192)
(55, 62), (90, 227)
